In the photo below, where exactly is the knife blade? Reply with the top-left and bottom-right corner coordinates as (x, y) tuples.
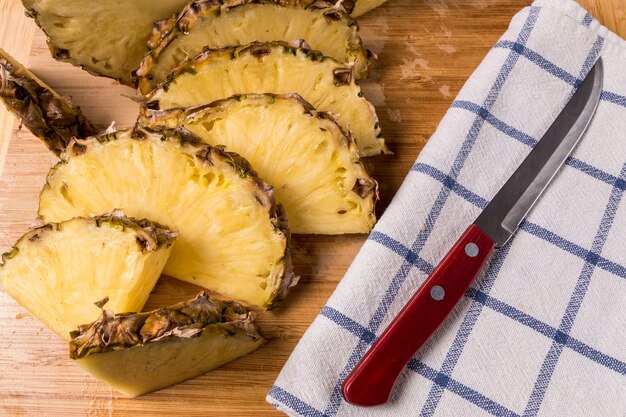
(342, 58), (604, 407)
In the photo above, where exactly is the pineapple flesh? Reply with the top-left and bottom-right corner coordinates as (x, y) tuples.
(137, 0), (369, 93)
(0, 211), (178, 340)
(143, 41), (388, 157)
(70, 292), (265, 397)
(38, 129), (296, 309)
(21, 0), (191, 85)
(0, 47), (97, 156)
(139, 93), (378, 234)
(351, 0), (389, 17)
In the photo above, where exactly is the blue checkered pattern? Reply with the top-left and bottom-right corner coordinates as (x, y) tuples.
(268, 1), (626, 416)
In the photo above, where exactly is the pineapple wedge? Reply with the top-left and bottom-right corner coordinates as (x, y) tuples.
(0, 47), (97, 156)
(38, 129), (296, 309)
(0, 211), (178, 340)
(351, 0), (389, 17)
(70, 292), (265, 397)
(21, 0), (191, 85)
(143, 41), (388, 157)
(139, 93), (378, 234)
(136, 0), (370, 93)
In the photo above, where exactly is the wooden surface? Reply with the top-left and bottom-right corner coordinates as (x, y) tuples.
(0, 0), (623, 416)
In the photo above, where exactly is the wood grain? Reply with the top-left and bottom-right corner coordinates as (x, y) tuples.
(578, 0), (626, 37)
(0, 0), (623, 416)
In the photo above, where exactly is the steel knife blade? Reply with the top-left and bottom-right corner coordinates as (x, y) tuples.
(342, 58), (604, 407)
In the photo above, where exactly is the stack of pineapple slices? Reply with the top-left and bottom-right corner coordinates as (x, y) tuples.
(39, 128), (296, 308)
(139, 93), (378, 233)
(0, 0), (390, 397)
(22, 0), (387, 86)
(136, 0), (371, 89)
(142, 40), (387, 156)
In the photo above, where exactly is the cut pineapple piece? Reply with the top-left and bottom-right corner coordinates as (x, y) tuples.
(351, 0), (389, 17)
(21, 0), (191, 85)
(143, 41), (387, 157)
(0, 211), (178, 340)
(70, 292), (265, 397)
(0, 48), (97, 155)
(137, 0), (369, 92)
(140, 93), (378, 234)
(38, 129), (296, 309)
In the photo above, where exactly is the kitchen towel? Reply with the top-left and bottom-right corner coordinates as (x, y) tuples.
(267, 0), (626, 416)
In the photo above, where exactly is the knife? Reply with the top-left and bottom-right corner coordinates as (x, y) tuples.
(342, 58), (604, 407)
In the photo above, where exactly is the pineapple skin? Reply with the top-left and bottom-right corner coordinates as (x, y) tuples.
(136, 0), (370, 92)
(21, 0), (191, 85)
(0, 211), (179, 340)
(310, 0), (387, 17)
(139, 93), (378, 234)
(70, 292), (266, 397)
(143, 40), (389, 157)
(39, 129), (298, 309)
(0, 48), (97, 156)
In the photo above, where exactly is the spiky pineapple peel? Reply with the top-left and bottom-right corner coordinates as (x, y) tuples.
(0, 211), (179, 340)
(70, 292), (266, 397)
(140, 93), (379, 234)
(39, 128), (298, 309)
(308, 0), (389, 17)
(70, 292), (262, 358)
(135, 0), (370, 93)
(0, 47), (97, 156)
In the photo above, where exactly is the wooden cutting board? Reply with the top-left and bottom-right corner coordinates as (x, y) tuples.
(0, 0), (623, 416)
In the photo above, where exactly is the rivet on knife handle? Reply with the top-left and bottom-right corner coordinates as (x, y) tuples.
(342, 225), (495, 407)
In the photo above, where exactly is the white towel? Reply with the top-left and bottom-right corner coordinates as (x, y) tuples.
(267, 0), (626, 416)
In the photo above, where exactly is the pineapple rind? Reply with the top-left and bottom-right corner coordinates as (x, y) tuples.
(139, 93), (378, 234)
(0, 212), (178, 340)
(21, 0), (190, 85)
(312, 0), (386, 17)
(144, 41), (388, 157)
(0, 48), (97, 156)
(136, 0), (369, 92)
(38, 129), (297, 309)
(70, 293), (265, 397)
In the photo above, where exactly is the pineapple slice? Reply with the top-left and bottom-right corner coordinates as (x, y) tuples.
(351, 0), (389, 17)
(0, 47), (97, 156)
(70, 292), (265, 397)
(143, 41), (388, 157)
(139, 93), (378, 234)
(0, 211), (178, 340)
(38, 129), (296, 309)
(136, 0), (370, 93)
(21, 0), (191, 85)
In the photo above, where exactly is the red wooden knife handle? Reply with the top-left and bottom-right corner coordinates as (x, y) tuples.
(342, 224), (496, 407)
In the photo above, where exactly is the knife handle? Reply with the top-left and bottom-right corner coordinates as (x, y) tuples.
(342, 224), (496, 407)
